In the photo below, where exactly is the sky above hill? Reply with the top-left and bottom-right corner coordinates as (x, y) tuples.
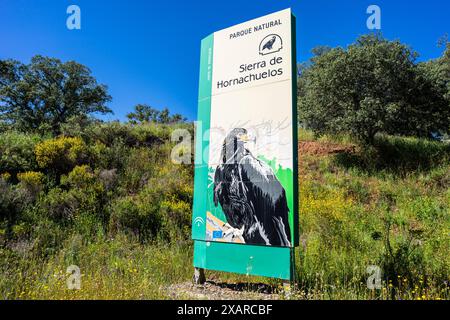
(1, 0), (448, 121)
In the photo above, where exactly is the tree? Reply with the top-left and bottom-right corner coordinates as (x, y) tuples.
(418, 41), (450, 137)
(127, 104), (186, 124)
(0, 55), (112, 134)
(298, 34), (450, 144)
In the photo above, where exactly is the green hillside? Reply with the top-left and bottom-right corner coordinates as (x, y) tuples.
(0, 123), (448, 299)
(1, 35), (448, 300)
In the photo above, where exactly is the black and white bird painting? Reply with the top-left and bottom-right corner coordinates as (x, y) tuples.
(213, 128), (291, 247)
(262, 36), (277, 51)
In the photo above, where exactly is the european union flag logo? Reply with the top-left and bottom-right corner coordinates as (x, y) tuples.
(212, 230), (223, 239)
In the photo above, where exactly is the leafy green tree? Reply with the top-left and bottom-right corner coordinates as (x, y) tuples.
(127, 104), (159, 124)
(127, 104), (186, 124)
(418, 41), (450, 137)
(0, 55), (112, 134)
(298, 34), (450, 144)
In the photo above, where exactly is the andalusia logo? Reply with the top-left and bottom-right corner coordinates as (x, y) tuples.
(259, 34), (283, 55)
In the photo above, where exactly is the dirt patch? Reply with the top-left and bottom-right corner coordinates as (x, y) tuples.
(299, 141), (355, 156)
(163, 281), (286, 300)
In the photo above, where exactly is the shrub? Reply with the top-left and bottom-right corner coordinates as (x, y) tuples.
(159, 197), (191, 242)
(98, 169), (118, 191)
(109, 193), (166, 241)
(17, 171), (45, 198)
(87, 142), (109, 169)
(40, 187), (79, 221)
(30, 217), (66, 256)
(86, 122), (175, 148)
(298, 128), (315, 141)
(119, 147), (158, 193)
(380, 216), (427, 287)
(301, 182), (354, 225)
(373, 135), (450, 171)
(60, 165), (95, 189)
(59, 115), (101, 138)
(0, 172), (11, 182)
(0, 131), (41, 174)
(130, 123), (168, 146)
(97, 141), (129, 172)
(88, 122), (135, 147)
(0, 179), (18, 222)
(334, 134), (450, 174)
(39, 187), (103, 223)
(34, 136), (86, 172)
(109, 196), (143, 236)
(0, 179), (31, 240)
(17, 171), (45, 187)
(109, 159), (193, 242)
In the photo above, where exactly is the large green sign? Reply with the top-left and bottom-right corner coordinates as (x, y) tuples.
(192, 8), (298, 280)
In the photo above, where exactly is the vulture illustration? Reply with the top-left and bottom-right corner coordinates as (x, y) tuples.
(262, 36), (277, 51)
(213, 128), (291, 247)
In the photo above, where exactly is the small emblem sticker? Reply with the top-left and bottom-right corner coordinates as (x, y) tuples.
(259, 34), (283, 55)
(212, 230), (223, 239)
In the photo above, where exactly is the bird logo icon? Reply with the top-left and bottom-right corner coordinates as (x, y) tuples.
(259, 34), (283, 55)
(263, 36), (277, 50)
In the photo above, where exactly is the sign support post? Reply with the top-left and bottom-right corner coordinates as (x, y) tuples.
(193, 267), (206, 285)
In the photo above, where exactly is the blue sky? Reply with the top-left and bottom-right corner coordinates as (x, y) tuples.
(1, 0), (448, 121)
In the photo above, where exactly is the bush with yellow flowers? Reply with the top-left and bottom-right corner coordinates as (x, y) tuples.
(17, 171), (45, 198)
(0, 172), (11, 182)
(34, 136), (86, 172)
(159, 196), (191, 242)
(17, 171), (45, 188)
(60, 165), (95, 188)
(300, 181), (354, 226)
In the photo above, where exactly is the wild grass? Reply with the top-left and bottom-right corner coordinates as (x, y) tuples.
(0, 236), (192, 299)
(295, 129), (449, 300)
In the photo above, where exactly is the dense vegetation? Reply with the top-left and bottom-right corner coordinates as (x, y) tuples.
(298, 34), (449, 144)
(0, 122), (195, 299)
(0, 34), (449, 299)
(0, 124), (448, 299)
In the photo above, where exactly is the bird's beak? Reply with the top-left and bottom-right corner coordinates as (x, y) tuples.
(239, 134), (249, 142)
